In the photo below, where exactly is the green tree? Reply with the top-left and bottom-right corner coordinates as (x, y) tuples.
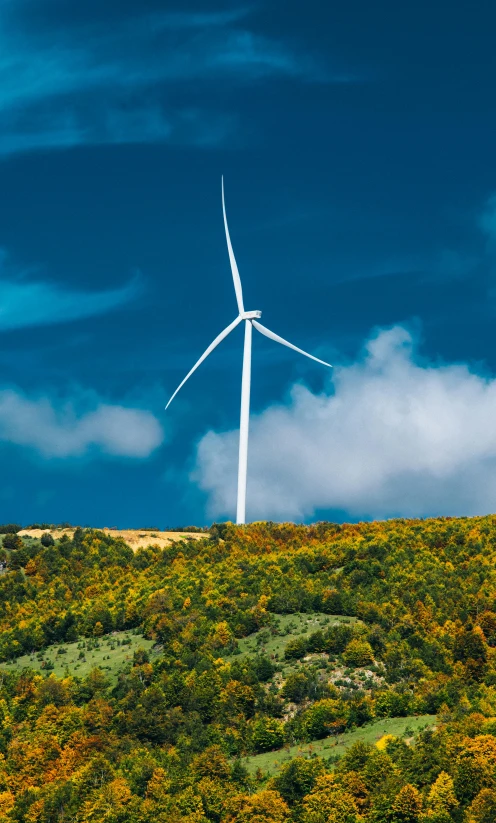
(281, 672), (310, 703)
(271, 757), (323, 805)
(304, 699), (343, 740)
(251, 717), (285, 753)
(3, 532), (22, 550)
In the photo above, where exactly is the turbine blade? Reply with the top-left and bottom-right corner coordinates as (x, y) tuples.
(222, 177), (244, 314)
(166, 316), (243, 409)
(252, 320), (332, 368)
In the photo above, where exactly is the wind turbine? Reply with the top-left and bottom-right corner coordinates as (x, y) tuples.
(166, 179), (332, 525)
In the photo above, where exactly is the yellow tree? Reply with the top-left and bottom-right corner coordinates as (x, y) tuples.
(466, 788), (496, 823)
(224, 790), (290, 823)
(430, 773), (457, 809)
(301, 774), (363, 823)
(391, 784), (423, 823)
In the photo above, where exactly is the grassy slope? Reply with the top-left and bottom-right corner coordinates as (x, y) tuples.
(231, 612), (358, 661)
(243, 715), (436, 775)
(0, 630), (157, 682)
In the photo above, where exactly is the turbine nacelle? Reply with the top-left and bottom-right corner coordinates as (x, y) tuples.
(241, 310), (262, 320)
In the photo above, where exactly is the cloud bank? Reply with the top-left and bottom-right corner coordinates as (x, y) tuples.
(0, 388), (163, 458)
(194, 326), (496, 521)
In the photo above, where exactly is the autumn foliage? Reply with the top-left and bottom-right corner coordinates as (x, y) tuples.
(1, 516), (496, 820)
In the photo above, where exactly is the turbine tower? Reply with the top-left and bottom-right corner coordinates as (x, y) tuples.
(166, 179), (332, 525)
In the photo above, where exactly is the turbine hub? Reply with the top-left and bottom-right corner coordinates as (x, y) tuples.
(241, 310), (262, 320)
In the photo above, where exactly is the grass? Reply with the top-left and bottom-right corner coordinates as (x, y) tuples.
(0, 630), (158, 683)
(227, 612), (359, 669)
(242, 715), (436, 775)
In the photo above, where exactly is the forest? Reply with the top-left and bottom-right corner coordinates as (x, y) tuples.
(1, 516), (496, 821)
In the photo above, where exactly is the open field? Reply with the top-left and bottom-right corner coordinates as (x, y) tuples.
(243, 715), (436, 775)
(0, 630), (157, 682)
(17, 528), (208, 551)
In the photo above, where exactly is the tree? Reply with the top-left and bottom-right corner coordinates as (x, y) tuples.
(281, 672), (310, 703)
(425, 771), (458, 817)
(453, 735), (496, 804)
(271, 757), (323, 805)
(41, 532), (55, 547)
(453, 624), (487, 680)
(251, 717), (285, 753)
(191, 746), (231, 780)
(374, 691), (411, 718)
(301, 775), (362, 823)
(283, 637), (308, 660)
(303, 699), (344, 740)
(466, 788), (496, 823)
(391, 784), (423, 822)
(224, 790), (290, 823)
(3, 533), (22, 550)
(342, 639), (374, 668)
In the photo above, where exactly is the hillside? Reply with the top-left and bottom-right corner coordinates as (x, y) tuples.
(0, 517), (496, 821)
(17, 527), (207, 551)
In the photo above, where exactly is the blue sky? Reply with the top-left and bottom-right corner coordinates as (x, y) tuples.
(1, 0), (496, 527)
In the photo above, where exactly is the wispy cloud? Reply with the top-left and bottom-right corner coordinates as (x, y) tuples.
(0, 105), (236, 157)
(0, 2), (340, 156)
(0, 253), (141, 330)
(480, 194), (496, 249)
(0, 386), (163, 458)
(194, 325), (496, 521)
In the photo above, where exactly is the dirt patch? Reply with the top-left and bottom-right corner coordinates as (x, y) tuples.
(18, 528), (208, 551)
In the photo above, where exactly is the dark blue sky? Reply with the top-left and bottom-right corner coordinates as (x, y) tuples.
(1, 0), (496, 527)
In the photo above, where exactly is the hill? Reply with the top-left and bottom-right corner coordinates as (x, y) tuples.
(17, 527), (207, 551)
(0, 517), (496, 821)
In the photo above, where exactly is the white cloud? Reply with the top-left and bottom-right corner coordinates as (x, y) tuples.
(193, 326), (496, 521)
(0, 388), (163, 458)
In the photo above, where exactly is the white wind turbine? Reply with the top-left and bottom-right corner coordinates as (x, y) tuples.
(166, 179), (332, 525)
